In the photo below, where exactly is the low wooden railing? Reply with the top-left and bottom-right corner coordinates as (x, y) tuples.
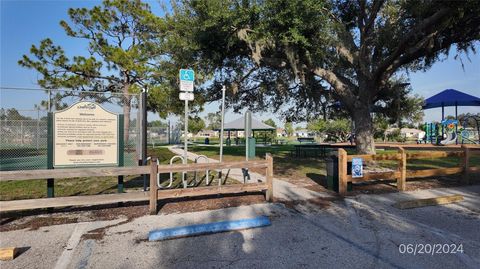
(148, 154), (273, 214)
(338, 145), (479, 195)
(0, 154), (274, 214)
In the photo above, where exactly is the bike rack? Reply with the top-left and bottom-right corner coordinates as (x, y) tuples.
(157, 155), (188, 189)
(156, 158), (173, 189)
(143, 156), (152, 191)
(194, 155), (210, 185)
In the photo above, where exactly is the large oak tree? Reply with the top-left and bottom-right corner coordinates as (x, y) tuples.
(169, 0), (480, 154)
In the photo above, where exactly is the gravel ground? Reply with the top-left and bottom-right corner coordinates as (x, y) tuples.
(1, 185), (479, 269)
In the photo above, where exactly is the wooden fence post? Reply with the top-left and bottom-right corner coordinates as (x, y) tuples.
(149, 158), (158, 215)
(338, 149), (347, 196)
(462, 145), (470, 184)
(397, 147), (406, 191)
(265, 153), (274, 202)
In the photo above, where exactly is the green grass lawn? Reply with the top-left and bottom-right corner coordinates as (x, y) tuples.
(375, 149), (480, 170)
(189, 144), (327, 184)
(1, 144), (478, 201)
(189, 145), (480, 185)
(0, 147), (238, 201)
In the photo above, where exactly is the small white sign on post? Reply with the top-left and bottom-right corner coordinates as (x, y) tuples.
(179, 92), (194, 101)
(352, 157), (363, 178)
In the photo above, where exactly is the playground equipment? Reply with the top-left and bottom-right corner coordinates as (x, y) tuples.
(423, 118), (479, 145)
(459, 115), (480, 144)
(439, 120), (458, 145)
(422, 122), (440, 144)
(422, 89), (480, 145)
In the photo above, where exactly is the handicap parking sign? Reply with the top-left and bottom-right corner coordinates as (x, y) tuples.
(180, 69), (194, 82)
(179, 69), (195, 92)
(352, 158), (363, 178)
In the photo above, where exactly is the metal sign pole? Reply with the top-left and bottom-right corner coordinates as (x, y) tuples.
(184, 98), (188, 165)
(179, 68), (194, 173)
(219, 86), (226, 163)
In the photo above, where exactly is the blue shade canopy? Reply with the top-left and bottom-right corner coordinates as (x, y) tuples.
(423, 89), (480, 109)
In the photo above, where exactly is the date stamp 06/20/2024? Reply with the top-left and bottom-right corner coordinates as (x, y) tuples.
(398, 243), (464, 256)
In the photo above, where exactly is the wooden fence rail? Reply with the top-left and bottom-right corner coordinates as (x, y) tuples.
(338, 145), (479, 195)
(0, 154), (274, 213)
(148, 154), (273, 214)
(0, 166), (150, 182)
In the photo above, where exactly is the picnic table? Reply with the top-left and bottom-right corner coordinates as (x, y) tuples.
(297, 137), (315, 143)
(292, 144), (356, 158)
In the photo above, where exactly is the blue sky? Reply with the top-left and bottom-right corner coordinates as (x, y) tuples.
(1, 0), (479, 127)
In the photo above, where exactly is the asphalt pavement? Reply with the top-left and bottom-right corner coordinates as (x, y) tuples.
(1, 185), (479, 269)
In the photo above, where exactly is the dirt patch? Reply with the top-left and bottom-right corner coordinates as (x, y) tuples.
(158, 193), (266, 215)
(81, 219), (131, 242)
(346, 176), (480, 196)
(0, 216), (79, 232)
(115, 229), (133, 235)
(276, 170), (480, 197)
(89, 204), (149, 220)
(274, 197), (338, 212)
(0, 194), (267, 232)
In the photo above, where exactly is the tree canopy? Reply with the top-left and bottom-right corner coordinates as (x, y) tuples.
(262, 118), (277, 128)
(284, 122), (294, 136)
(307, 118), (351, 142)
(167, 0), (480, 153)
(206, 112), (222, 130)
(19, 0), (180, 142)
(18, 0), (480, 153)
(179, 115), (206, 135)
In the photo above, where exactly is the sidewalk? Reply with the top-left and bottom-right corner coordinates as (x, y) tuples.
(167, 145), (265, 183)
(167, 145), (334, 201)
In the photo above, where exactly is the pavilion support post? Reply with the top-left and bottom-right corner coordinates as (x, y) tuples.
(455, 102), (458, 144)
(441, 103), (445, 138)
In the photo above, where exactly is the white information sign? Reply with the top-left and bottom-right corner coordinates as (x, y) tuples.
(53, 101), (119, 167)
(179, 92), (194, 101)
(180, 81), (194, 92)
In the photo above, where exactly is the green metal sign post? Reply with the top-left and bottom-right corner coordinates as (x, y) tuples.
(118, 114), (125, 193)
(47, 112), (54, 198)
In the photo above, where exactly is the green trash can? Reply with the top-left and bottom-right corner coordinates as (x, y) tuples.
(247, 137), (256, 159)
(226, 138), (231, 146)
(326, 153), (352, 192)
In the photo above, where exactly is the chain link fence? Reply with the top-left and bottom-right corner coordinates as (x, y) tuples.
(1, 88), (142, 171)
(147, 124), (182, 147)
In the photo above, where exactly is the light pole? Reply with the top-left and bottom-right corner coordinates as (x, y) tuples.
(141, 88), (147, 165)
(218, 86), (226, 184)
(219, 86), (226, 163)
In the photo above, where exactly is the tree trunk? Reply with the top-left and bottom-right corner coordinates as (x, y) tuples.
(122, 85), (131, 147)
(352, 106), (376, 155)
